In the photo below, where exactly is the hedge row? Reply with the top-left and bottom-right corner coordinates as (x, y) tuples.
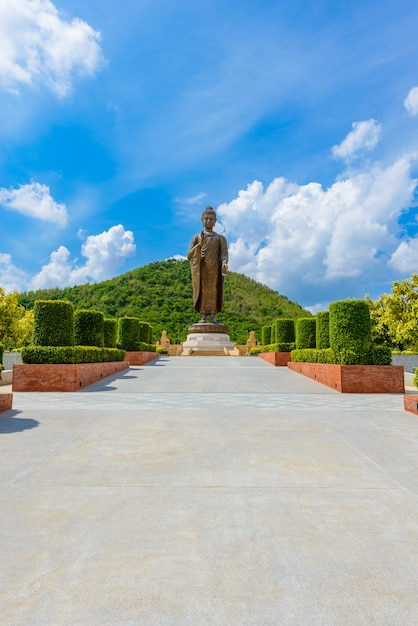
(260, 342), (296, 353)
(262, 300), (392, 366)
(31, 301), (155, 353)
(21, 346), (126, 364)
(291, 345), (392, 365)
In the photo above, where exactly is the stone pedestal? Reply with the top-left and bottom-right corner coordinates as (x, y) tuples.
(182, 322), (235, 355)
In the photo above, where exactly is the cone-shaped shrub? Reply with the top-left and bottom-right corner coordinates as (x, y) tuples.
(261, 325), (271, 346)
(316, 311), (330, 349)
(329, 300), (372, 364)
(296, 317), (317, 349)
(118, 317), (140, 351)
(33, 300), (74, 346)
(273, 318), (295, 343)
(104, 318), (117, 348)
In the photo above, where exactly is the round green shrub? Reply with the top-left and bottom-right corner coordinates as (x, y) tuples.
(104, 318), (117, 348)
(274, 318), (295, 343)
(33, 300), (74, 346)
(118, 317), (140, 351)
(296, 317), (317, 349)
(316, 311), (330, 349)
(261, 325), (271, 346)
(329, 300), (372, 365)
(74, 310), (104, 347)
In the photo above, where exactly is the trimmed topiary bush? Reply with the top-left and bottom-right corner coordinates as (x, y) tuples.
(296, 317), (317, 349)
(33, 300), (74, 346)
(0, 343), (4, 367)
(316, 311), (330, 349)
(104, 318), (117, 348)
(273, 318), (295, 344)
(261, 325), (271, 346)
(117, 317), (140, 351)
(74, 310), (104, 347)
(329, 300), (372, 365)
(139, 321), (152, 344)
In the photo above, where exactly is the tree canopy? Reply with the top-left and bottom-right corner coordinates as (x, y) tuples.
(367, 273), (418, 351)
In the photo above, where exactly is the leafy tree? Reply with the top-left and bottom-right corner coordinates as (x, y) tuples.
(367, 273), (418, 351)
(0, 287), (34, 349)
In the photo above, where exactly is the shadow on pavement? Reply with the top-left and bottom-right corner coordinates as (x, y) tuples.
(0, 411), (39, 434)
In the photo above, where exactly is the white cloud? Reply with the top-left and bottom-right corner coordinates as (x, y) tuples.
(175, 193), (208, 205)
(0, 253), (30, 293)
(0, 181), (67, 226)
(389, 238), (418, 273)
(217, 156), (417, 305)
(332, 119), (381, 160)
(31, 225), (136, 289)
(404, 86), (418, 116)
(0, 0), (104, 97)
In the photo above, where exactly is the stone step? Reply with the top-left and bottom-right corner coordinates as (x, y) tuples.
(189, 350), (228, 356)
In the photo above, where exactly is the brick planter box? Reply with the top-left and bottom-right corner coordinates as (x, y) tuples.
(288, 362), (405, 393)
(258, 352), (292, 366)
(12, 361), (129, 392)
(0, 393), (13, 412)
(404, 395), (418, 415)
(125, 351), (159, 366)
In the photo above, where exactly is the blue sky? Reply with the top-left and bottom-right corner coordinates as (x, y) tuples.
(1, 0), (418, 312)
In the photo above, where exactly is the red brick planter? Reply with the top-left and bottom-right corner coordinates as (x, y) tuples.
(258, 352), (292, 366)
(288, 362), (404, 393)
(404, 395), (418, 415)
(12, 361), (129, 392)
(0, 393), (13, 412)
(125, 351), (159, 366)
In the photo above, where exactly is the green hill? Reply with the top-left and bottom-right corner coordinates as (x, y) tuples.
(18, 259), (311, 344)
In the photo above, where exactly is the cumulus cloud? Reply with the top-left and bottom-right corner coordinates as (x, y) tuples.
(0, 0), (104, 97)
(332, 119), (381, 160)
(404, 86), (418, 116)
(217, 156), (417, 306)
(389, 238), (418, 272)
(0, 182), (67, 226)
(0, 253), (30, 293)
(30, 225), (136, 289)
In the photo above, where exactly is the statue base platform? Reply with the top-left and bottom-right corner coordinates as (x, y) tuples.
(182, 322), (235, 356)
(187, 322), (229, 334)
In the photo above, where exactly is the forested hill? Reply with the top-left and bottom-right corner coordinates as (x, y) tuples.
(18, 259), (311, 344)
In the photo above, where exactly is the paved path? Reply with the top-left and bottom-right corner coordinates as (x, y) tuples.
(1, 356), (418, 625)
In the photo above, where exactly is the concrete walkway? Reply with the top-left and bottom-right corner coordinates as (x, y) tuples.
(1, 356), (418, 625)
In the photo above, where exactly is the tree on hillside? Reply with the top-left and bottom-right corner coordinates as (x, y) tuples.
(367, 273), (418, 351)
(0, 288), (34, 349)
